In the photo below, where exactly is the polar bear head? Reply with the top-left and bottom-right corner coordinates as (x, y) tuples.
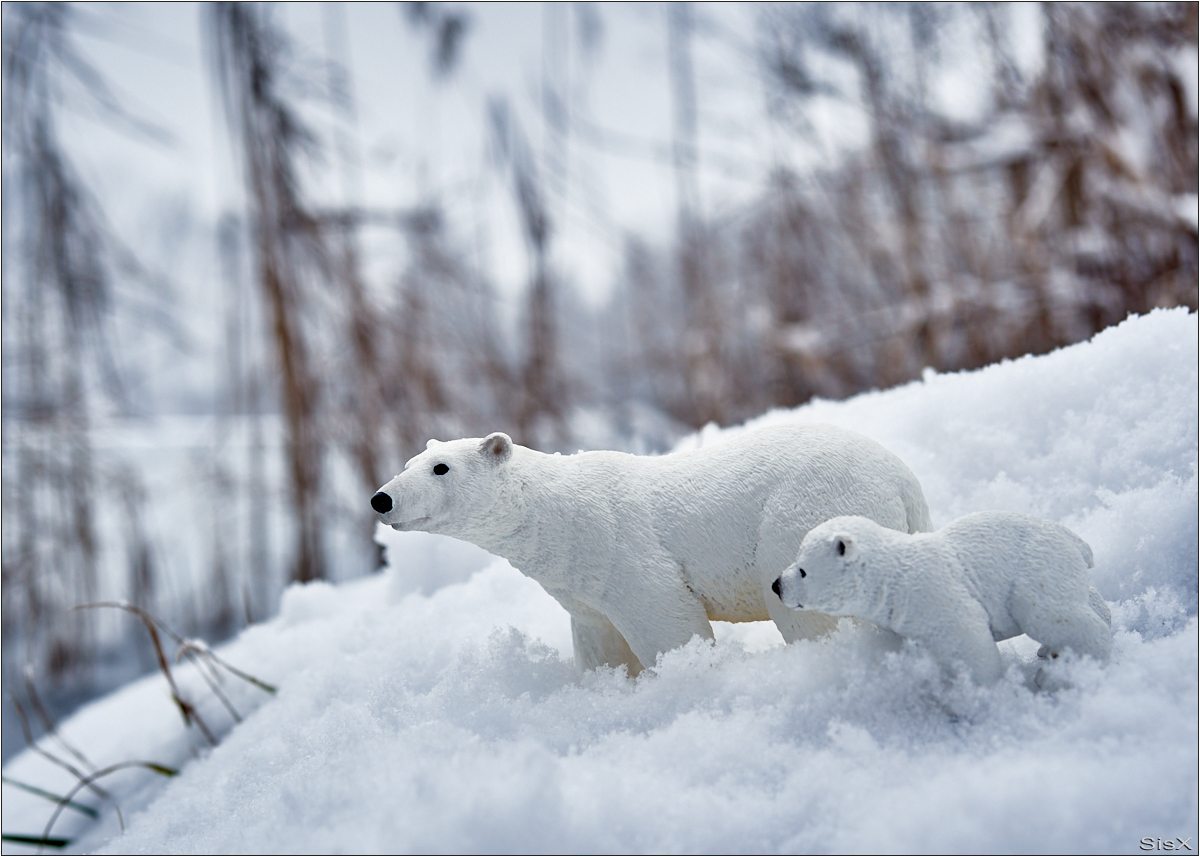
(774, 516), (885, 617)
(371, 432), (514, 538)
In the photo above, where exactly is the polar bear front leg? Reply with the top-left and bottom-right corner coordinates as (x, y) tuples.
(602, 574), (715, 672)
(922, 603), (1006, 685)
(764, 584), (841, 643)
(571, 615), (643, 676)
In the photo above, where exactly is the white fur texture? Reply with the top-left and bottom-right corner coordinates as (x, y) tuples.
(374, 424), (932, 675)
(776, 512), (1113, 684)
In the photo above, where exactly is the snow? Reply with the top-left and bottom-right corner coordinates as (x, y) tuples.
(3, 308), (1196, 855)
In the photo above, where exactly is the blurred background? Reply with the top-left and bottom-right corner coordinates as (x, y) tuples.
(2, 2), (1196, 759)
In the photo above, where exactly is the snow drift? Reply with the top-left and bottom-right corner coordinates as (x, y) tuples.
(2, 308), (1196, 855)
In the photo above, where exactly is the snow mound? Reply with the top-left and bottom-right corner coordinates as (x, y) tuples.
(3, 309), (1196, 854)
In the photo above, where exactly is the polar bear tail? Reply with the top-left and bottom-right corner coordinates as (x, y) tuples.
(1088, 586), (1112, 628)
(901, 479), (935, 534)
(1065, 528), (1095, 569)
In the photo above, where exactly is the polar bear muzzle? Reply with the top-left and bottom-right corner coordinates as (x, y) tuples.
(771, 566), (806, 605)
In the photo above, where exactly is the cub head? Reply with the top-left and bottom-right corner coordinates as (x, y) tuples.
(371, 432), (513, 537)
(773, 516), (880, 616)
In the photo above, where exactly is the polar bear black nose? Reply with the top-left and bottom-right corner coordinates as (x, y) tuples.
(371, 492), (393, 514)
(771, 577), (782, 599)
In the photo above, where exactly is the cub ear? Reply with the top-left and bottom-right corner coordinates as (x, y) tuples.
(834, 534), (855, 559)
(425, 438), (440, 450)
(479, 432), (513, 463)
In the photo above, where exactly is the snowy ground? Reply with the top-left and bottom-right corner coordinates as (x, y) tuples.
(2, 309), (1196, 855)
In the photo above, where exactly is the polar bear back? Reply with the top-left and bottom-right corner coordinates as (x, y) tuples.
(499, 423), (930, 624)
(940, 511), (1096, 641)
(642, 424), (928, 621)
(778, 511), (1110, 683)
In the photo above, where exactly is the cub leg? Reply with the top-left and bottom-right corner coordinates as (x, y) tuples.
(1022, 605), (1112, 663)
(922, 603), (1006, 685)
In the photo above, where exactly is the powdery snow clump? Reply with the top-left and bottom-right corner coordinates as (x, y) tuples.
(2, 308), (1195, 855)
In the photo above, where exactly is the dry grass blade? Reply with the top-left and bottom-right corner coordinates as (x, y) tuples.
(74, 603), (277, 742)
(22, 671), (96, 772)
(72, 602), (216, 745)
(179, 638), (277, 694)
(38, 761), (177, 851)
(1, 776), (98, 818)
(7, 695), (113, 806)
(1, 833), (71, 849)
(177, 647), (241, 724)
(6, 613), (274, 853)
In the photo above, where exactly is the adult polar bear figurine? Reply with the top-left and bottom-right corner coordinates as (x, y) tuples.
(371, 424), (933, 675)
(772, 512), (1112, 685)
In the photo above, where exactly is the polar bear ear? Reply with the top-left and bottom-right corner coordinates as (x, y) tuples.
(426, 438), (440, 450)
(479, 432), (513, 464)
(834, 535), (855, 560)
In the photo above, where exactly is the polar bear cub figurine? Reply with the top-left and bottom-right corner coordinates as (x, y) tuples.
(372, 424), (932, 676)
(773, 511), (1112, 684)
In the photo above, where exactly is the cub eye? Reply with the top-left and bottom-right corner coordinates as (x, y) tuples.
(836, 540), (846, 556)
(799, 568), (806, 578)
(433, 463), (449, 476)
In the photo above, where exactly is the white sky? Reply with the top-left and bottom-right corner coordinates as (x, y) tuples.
(50, 2), (1050, 324)
(59, 2), (788, 309)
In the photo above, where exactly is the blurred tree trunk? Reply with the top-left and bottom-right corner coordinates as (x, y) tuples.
(208, 3), (328, 584)
(668, 3), (727, 427)
(1, 4), (121, 678)
(322, 3), (389, 498)
(489, 95), (566, 446)
(746, 2), (1197, 410)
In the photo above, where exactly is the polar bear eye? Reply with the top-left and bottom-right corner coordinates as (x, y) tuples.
(433, 463), (449, 476)
(836, 540), (846, 556)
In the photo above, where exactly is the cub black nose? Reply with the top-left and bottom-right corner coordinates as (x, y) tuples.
(771, 577), (782, 599)
(371, 492), (393, 514)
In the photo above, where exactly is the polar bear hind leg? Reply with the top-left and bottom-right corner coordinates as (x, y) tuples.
(1019, 601), (1112, 663)
(571, 617), (643, 676)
